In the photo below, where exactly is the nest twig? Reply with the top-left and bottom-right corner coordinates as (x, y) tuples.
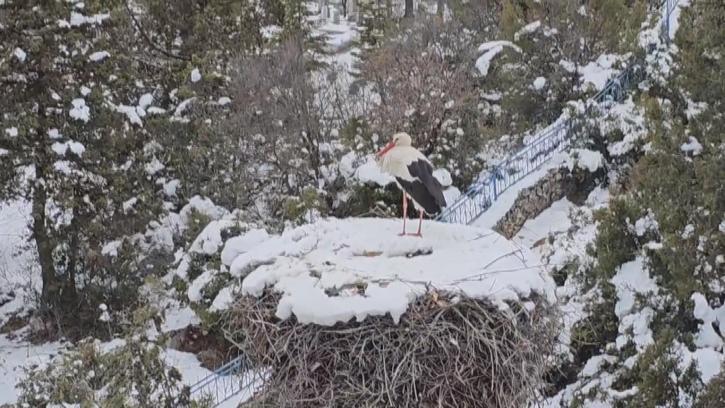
(225, 290), (558, 408)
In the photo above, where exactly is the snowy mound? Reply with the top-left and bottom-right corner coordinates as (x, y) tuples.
(224, 218), (554, 326)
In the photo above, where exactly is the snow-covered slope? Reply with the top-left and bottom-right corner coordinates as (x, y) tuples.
(208, 218), (555, 326)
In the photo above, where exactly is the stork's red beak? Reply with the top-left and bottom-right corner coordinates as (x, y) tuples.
(376, 141), (395, 157)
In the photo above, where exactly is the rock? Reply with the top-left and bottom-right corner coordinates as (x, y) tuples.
(495, 165), (602, 238)
(166, 325), (232, 369)
(166, 330), (186, 350)
(198, 349), (225, 370)
(495, 168), (573, 239)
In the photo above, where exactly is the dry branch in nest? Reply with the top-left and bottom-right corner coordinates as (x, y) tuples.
(225, 290), (558, 408)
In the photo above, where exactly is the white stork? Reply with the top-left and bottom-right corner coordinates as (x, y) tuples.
(376, 132), (446, 237)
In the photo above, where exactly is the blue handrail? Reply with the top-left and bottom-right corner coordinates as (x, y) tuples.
(660, 0), (679, 45)
(189, 355), (251, 406)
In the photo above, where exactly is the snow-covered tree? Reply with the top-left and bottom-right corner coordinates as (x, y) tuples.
(0, 0), (268, 333)
(0, 1), (167, 317)
(352, 16), (483, 184)
(484, 0), (647, 134)
(357, 0), (392, 50)
(547, 1), (725, 405)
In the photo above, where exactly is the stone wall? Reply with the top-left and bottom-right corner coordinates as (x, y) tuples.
(494, 166), (601, 239)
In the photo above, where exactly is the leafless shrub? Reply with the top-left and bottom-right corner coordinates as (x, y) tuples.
(314, 63), (379, 132)
(353, 17), (488, 184)
(226, 290), (558, 408)
(358, 18), (478, 151)
(204, 38), (332, 219)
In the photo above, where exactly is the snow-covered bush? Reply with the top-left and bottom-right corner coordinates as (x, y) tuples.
(481, 0), (647, 137)
(696, 368), (725, 407)
(17, 336), (208, 408)
(628, 329), (702, 407)
(545, 2), (725, 405)
(158, 197), (262, 337)
(281, 186), (328, 224)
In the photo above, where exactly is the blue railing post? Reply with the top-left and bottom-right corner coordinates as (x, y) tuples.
(660, 0), (678, 45)
(491, 173), (497, 199)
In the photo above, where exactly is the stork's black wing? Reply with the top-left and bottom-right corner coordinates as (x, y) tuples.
(396, 159), (447, 215)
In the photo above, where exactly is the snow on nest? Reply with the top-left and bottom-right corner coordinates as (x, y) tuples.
(222, 218), (554, 326)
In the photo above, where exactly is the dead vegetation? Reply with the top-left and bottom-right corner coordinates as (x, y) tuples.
(226, 290), (558, 407)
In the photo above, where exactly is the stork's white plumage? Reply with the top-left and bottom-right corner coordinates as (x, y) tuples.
(376, 133), (446, 237)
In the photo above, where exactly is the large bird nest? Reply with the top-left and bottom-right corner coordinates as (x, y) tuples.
(225, 290), (558, 408)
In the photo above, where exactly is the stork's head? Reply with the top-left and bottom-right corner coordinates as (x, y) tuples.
(376, 132), (412, 157)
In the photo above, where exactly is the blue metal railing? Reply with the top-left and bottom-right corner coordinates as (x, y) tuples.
(189, 355), (251, 406)
(435, 118), (572, 224)
(190, 1), (681, 406)
(436, 0), (678, 226)
(435, 64), (640, 225)
(660, 0), (679, 45)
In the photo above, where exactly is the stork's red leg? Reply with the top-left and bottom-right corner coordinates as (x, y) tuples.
(407, 210), (424, 237)
(398, 192), (408, 236)
(415, 209), (424, 237)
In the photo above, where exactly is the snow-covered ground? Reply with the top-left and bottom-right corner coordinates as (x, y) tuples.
(471, 147), (602, 230)
(0, 200), (53, 406)
(309, 2), (360, 70)
(471, 156), (565, 230)
(517, 189), (606, 359)
(164, 348), (264, 408)
(0, 333), (66, 405)
(0, 200), (37, 294)
(577, 53), (626, 92)
(664, 0), (692, 40)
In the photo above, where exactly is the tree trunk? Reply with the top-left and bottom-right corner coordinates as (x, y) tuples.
(64, 202), (80, 302)
(404, 0), (413, 18)
(32, 171), (60, 306)
(437, 0), (446, 17)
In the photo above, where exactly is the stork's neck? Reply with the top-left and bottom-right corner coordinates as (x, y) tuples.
(380, 145), (428, 174)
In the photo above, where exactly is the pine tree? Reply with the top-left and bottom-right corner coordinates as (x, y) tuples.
(0, 0), (268, 333)
(632, 0), (725, 302)
(256, 0), (328, 69)
(133, 0), (268, 209)
(0, 0), (165, 318)
(675, 1), (725, 108)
